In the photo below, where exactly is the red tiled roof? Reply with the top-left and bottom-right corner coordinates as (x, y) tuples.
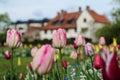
(40, 11), (80, 30)
(28, 8), (110, 30)
(89, 10), (110, 24)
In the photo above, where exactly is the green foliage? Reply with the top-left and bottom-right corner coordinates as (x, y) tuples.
(96, 21), (120, 44)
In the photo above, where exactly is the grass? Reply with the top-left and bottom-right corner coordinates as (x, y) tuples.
(0, 57), (32, 79)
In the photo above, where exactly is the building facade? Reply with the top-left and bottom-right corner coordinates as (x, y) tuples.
(9, 6), (110, 42)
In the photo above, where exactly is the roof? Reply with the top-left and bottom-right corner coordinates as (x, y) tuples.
(40, 11), (80, 30)
(11, 18), (50, 24)
(89, 10), (110, 24)
(29, 7), (110, 30)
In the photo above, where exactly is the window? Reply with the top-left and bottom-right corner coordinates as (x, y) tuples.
(19, 27), (23, 30)
(81, 28), (88, 33)
(74, 28), (77, 32)
(67, 19), (74, 25)
(35, 33), (39, 37)
(83, 18), (87, 23)
(45, 30), (47, 34)
(51, 20), (63, 26)
(22, 33), (24, 35)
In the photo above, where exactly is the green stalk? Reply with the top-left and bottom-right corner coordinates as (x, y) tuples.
(90, 56), (96, 80)
(10, 48), (14, 80)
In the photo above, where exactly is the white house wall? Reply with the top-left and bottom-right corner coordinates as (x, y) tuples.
(40, 30), (52, 40)
(29, 23), (42, 27)
(67, 29), (77, 39)
(16, 24), (28, 35)
(76, 10), (103, 41)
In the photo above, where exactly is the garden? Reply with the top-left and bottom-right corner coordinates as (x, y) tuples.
(0, 28), (120, 80)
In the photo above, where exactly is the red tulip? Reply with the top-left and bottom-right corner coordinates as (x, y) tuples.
(5, 50), (11, 59)
(62, 60), (67, 69)
(29, 62), (33, 71)
(93, 54), (102, 69)
(101, 48), (120, 80)
(73, 43), (78, 49)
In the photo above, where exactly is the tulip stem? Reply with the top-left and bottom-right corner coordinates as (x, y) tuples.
(59, 48), (64, 80)
(10, 48), (14, 80)
(55, 61), (61, 80)
(90, 57), (96, 79)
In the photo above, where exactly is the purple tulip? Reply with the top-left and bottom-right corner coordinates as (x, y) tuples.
(74, 35), (85, 47)
(84, 43), (94, 56)
(5, 50), (11, 59)
(6, 29), (22, 48)
(32, 44), (55, 75)
(52, 28), (67, 48)
(99, 36), (106, 45)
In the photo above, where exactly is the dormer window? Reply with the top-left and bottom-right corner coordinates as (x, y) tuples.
(67, 19), (74, 25)
(52, 20), (63, 26)
(83, 18), (87, 23)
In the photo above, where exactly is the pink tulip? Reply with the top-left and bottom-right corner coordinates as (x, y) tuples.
(84, 43), (94, 56)
(93, 54), (102, 69)
(62, 60), (67, 69)
(74, 35), (85, 47)
(32, 44), (55, 75)
(19, 73), (23, 80)
(6, 29), (22, 48)
(99, 36), (106, 45)
(31, 47), (38, 57)
(52, 28), (67, 48)
(5, 50), (11, 59)
(101, 48), (120, 80)
(70, 51), (77, 60)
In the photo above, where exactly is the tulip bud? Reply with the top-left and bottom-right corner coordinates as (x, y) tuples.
(73, 43), (78, 49)
(19, 73), (23, 80)
(32, 44), (55, 75)
(70, 52), (77, 60)
(74, 35), (86, 47)
(84, 43), (94, 56)
(31, 47), (38, 57)
(5, 50), (11, 59)
(118, 45), (120, 49)
(99, 36), (106, 45)
(62, 60), (67, 69)
(52, 28), (67, 49)
(93, 54), (102, 69)
(6, 29), (22, 48)
(29, 62), (33, 71)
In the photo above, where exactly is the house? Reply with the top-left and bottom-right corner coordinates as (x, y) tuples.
(9, 6), (110, 42)
(28, 6), (109, 42)
(8, 18), (49, 41)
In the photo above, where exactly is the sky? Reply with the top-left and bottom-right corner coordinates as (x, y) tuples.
(0, 0), (118, 22)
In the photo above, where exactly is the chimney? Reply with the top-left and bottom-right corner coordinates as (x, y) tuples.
(61, 9), (64, 14)
(79, 7), (82, 12)
(60, 9), (65, 20)
(57, 12), (60, 15)
(86, 6), (90, 10)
